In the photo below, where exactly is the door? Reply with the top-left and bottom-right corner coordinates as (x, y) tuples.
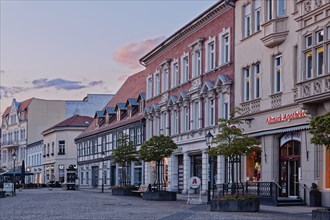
(110, 165), (116, 186)
(91, 166), (99, 187)
(279, 140), (300, 197)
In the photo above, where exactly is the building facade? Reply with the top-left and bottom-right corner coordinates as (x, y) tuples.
(75, 71), (147, 188)
(140, 1), (235, 193)
(41, 115), (93, 184)
(234, 0), (330, 206)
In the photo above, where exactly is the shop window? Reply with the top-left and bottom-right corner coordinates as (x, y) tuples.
(246, 148), (261, 182)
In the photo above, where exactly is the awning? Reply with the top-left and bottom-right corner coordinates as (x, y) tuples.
(0, 169), (34, 176)
(248, 124), (310, 137)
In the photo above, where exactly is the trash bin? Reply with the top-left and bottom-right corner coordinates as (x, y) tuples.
(309, 183), (322, 207)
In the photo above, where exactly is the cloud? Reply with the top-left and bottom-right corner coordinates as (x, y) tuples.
(113, 36), (166, 69)
(0, 86), (29, 98)
(32, 78), (86, 90)
(88, 80), (103, 87)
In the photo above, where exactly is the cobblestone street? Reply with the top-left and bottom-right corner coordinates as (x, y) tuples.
(0, 188), (315, 220)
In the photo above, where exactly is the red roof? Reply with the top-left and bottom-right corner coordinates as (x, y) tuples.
(42, 115), (93, 134)
(2, 98), (34, 118)
(76, 70), (147, 140)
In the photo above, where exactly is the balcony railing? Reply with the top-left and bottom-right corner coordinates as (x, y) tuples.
(295, 74), (330, 103)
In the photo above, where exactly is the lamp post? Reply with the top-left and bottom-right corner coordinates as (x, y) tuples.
(101, 151), (105, 193)
(12, 152), (17, 196)
(205, 131), (214, 204)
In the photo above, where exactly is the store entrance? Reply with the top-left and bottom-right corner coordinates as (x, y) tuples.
(279, 140), (301, 197)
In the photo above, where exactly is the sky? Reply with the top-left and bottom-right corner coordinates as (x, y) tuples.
(0, 0), (218, 114)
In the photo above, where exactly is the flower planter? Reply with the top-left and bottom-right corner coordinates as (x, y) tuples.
(312, 208), (330, 220)
(210, 198), (260, 212)
(142, 191), (177, 201)
(111, 188), (134, 196)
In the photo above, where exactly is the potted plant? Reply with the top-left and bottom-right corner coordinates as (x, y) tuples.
(310, 112), (330, 219)
(209, 115), (260, 212)
(111, 134), (138, 196)
(139, 135), (178, 201)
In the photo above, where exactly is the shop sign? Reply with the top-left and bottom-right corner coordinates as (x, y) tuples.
(188, 176), (201, 189)
(266, 110), (307, 124)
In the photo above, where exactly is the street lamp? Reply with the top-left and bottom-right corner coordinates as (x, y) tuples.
(12, 152), (17, 196)
(101, 151), (105, 193)
(205, 131), (214, 204)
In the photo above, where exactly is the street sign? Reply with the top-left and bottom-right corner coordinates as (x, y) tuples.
(188, 176), (201, 189)
(3, 183), (13, 196)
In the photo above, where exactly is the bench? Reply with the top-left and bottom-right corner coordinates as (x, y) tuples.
(131, 185), (148, 197)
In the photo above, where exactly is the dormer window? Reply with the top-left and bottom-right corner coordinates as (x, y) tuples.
(139, 101), (145, 114)
(128, 106), (132, 118)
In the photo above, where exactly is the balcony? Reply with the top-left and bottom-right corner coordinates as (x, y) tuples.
(260, 17), (289, 48)
(294, 74), (330, 113)
(1, 140), (19, 148)
(240, 99), (261, 115)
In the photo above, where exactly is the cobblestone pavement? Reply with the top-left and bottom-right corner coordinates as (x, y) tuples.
(0, 188), (314, 220)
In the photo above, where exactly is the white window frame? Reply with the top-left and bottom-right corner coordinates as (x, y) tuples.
(254, 0), (261, 32)
(243, 67), (250, 102)
(181, 53), (189, 83)
(316, 47), (324, 76)
(205, 37), (216, 72)
(192, 49), (202, 77)
(219, 29), (231, 65)
(161, 67), (169, 93)
(253, 63), (261, 99)
(147, 76), (153, 99)
(305, 35), (312, 49)
(277, 0), (286, 17)
(209, 99), (215, 126)
(305, 51), (313, 79)
(274, 55), (282, 93)
(183, 106), (189, 132)
(223, 102), (229, 120)
(193, 100), (199, 130)
(266, 0), (273, 21)
(171, 60), (179, 88)
(172, 110), (179, 135)
(316, 30), (324, 44)
(154, 71), (160, 96)
(243, 4), (251, 38)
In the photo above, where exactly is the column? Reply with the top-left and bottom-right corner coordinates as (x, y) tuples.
(201, 149), (208, 194)
(168, 155), (178, 191)
(182, 152), (191, 194)
(198, 98), (202, 129)
(144, 162), (150, 185)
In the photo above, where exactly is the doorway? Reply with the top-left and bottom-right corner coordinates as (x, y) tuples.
(279, 140), (301, 197)
(91, 166), (99, 188)
(110, 165), (116, 186)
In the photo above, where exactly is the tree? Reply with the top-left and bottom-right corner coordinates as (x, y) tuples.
(310, 112), (330, 149)
(139, 135), (177, 191)
(210, 116), (259, 194)
(112, 134), (137, 186)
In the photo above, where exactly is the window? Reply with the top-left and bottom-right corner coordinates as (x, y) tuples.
(209, 99), (215, 126)
(306, 35), (312, 48)
(14, 130), (18, 141)
(206, 40), (216, 71)
(244, 4), (251, 37)
(136, 128), (142, 145)
(47, 143), (50, 155)
(52, 142), (54, 155)
(59, 140), (65, 154)
(139, 101), (144, 114)
(253, 63), (261, 99)
(43, 144), (46, 156)
(116, 110), (121, 121)
(254, 0), (261, 32)
(147, 77), (153, 99)
(20, 128), (25, 140)
(305, 51), (313, 78)
(316, 47), (324, 76)
(160, 112), (166, 135)
(243, 67), (250, 102)
(221, 34), (230, 64)
(130, 129), (135, 145)
(192, 49), (202, 77)
(267, 0), (272, 21)
(316, 30), (324, 44)
(154, 72), (160, 96)
(182, 107), (189, 132)
(274, 55), (282, 93)
(112, 134), (117, 149)
(171, 61), (179, 88)
(223, 103), (229, 120)
(162, 68), (169, 92)
(154, 116), (159, 136)
(327, 27), (330, 40)
(277, 0), (285, 17)
(193, 101), (199, 130)
(173, 110), (179, 135)
(182, 55), (189, 83)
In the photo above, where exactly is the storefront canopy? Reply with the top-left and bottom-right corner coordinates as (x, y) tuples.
(0, 169), (34, 176)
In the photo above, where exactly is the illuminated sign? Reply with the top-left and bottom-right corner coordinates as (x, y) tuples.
(266, 110), (307, 124)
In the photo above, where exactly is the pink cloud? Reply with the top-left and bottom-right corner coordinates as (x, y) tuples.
(113, 36), (166, 69)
